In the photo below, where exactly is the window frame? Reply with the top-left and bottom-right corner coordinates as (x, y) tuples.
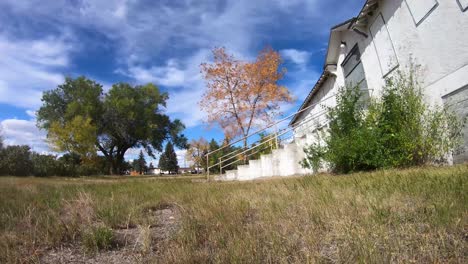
(404, 0), (439, 26)
(341, 44), (362, 78)
(458, 0), (468, 12)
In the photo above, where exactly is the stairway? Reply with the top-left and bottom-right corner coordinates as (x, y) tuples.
(214, 135), (313, 181)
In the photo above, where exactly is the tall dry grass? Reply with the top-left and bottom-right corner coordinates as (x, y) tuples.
(0, 165), (467, 263)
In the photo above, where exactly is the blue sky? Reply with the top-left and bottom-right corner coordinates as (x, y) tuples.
(0, 0), (363, 163)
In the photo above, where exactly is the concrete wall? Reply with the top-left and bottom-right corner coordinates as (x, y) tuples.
(360, 0), (468, 104)
(443, 85), (468, 163)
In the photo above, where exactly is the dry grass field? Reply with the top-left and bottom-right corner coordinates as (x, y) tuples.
(0, 165), (467, 263)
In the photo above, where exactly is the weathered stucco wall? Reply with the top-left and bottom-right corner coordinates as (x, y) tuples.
(443, 85), (468, 163)
(296, 0), (468, 162)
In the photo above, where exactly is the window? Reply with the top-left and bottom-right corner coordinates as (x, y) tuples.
(458, 0), (468, 12)
(405, 0), (438, 25)
(370, 13), (399, 77)
(342, 45), (362, 78)
(341, 44), (368, 89)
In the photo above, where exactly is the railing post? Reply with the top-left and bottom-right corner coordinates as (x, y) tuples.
(219, 157), (222, 175)
(206, 154), (209, 181)
(274, 123), (279, 149)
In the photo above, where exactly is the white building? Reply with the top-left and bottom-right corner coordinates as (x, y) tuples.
(148, 168), (161, 175)
(291, 0), (468, 164)
(217, 0), (468, 181)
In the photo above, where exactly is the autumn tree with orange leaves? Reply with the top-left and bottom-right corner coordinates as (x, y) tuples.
(186, 137), (209, 170)
(200, 47), (293, 150)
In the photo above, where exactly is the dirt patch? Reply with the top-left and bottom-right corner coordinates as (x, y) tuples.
(41, 203), (182, 263)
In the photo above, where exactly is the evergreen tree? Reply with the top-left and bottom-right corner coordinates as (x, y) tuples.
(158, 142), (178, 173)
(208, 139), (220, 173)
(133, 150), (147, 174)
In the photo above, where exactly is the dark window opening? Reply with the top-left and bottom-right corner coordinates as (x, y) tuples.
(341, 44), (362, 78)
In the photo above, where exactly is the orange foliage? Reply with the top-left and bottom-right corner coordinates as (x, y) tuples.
(200, 47), (293, 148)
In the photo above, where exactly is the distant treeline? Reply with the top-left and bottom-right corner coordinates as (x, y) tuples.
(0, 143), (130, 177)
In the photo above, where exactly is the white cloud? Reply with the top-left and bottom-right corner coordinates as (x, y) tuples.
(25, 110), (37, 119)
(119, 49), (211, 128)
(0, 35), (72, 109)
(123, 61), (186, 87)
(0, 118), (49, 153)
(280, 49), (311, 68)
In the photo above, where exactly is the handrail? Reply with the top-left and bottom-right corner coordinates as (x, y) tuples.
(217, 108), (329, 166)
(216, 106), (329, 165)
(209, 108), (330, 171)
(220, 139), (278, 170)
(205, 91), (339, 157)
(205, 88), (373, 180)
(218, 132), (277, 160)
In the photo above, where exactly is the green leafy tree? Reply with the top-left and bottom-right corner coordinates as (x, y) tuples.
(207, 138), (221, 173)
(0, 145), (33, 176)
(0, 131), (3, 150)
(158, 142), (179, 173)
(249, 132), (277, 160)
(207, 138), (241, 174)
(37, 76), (187, 174)
(132, 150), (147, 174)
(57, 153), (82, 176)
(31, 153), (60, 177)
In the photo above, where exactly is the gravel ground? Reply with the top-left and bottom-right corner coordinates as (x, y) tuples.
(41, 205), (181, 263)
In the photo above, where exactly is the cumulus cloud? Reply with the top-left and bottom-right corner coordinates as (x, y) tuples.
(0, 118), (49, 153)
(281, 49), (311, 68)
(118, 49), (211, 127)
(0, 35), (72, 109)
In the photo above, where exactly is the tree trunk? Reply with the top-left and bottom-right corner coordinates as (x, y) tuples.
(109, 158), (118, 175)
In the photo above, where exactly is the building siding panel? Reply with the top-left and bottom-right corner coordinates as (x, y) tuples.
(405, 0), (439, 25)
(369, 13), (399, 77)
(443, 86), (468, 163)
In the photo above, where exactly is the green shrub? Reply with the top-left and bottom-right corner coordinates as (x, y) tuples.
(82, 226), (114, 252)
(302, 69), (464, 173)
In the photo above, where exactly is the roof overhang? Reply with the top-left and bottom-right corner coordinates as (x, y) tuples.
(323, 17), (356, 68)
(289, 0), (381, 127)
(289, 70), (336, 126)
(349, 0), (379, 33)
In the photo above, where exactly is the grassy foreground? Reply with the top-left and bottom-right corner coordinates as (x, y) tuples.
(0, 165), (467, 263)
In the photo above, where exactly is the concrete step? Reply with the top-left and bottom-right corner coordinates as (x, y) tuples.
(214, 174), (226, 181)
(225, 170), (238, 180)
(260, 154), (273, 177)
(248, 160), (262, 180)
(237, 165), (251, 181)
(223, 140), (313, 181)
(271, 148), (282, 176)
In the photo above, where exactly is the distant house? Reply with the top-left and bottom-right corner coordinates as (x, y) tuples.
(291, 0), (468, 163)
(148, 168), (161, 175)
(179, 167), (191, 174)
